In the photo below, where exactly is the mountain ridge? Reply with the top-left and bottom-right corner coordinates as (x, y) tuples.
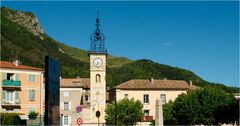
(1, 7), (238, 92)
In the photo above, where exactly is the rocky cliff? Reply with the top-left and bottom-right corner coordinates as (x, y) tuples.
(2, 7), (44, 38)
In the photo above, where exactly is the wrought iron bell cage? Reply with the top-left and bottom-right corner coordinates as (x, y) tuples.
(89, 12), (107, 53)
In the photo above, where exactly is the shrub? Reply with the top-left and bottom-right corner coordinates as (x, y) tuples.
(28, 111), (38, 120)
(0, 113), (21, 125)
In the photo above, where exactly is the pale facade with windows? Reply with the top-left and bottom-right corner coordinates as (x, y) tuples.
(0, 60), (44, 118)
(60, 78), (91, 125)
(109, 78), (198, 122)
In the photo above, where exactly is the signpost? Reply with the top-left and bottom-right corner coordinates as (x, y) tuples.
(96, 111), (100, 126)
(76, 106), (82, 113)
(77, 118), (83, 125)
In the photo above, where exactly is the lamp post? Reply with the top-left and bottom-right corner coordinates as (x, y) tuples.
(60, 114), (63, 126)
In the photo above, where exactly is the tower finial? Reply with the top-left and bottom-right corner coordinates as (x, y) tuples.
(89, 11), (107, 54)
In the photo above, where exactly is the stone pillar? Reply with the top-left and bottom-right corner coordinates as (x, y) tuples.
(155, 99), (163, 126)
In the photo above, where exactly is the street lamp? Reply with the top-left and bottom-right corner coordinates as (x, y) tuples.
(60, 114), (63, 126)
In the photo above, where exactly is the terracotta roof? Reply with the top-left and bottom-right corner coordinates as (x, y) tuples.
(115, 79), (197, 90)
(60, 78), (90, 88)
(0, 61), (43, 71)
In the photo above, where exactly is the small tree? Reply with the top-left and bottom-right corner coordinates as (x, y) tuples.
(105, 98), (144, 125)
(163, 100), (177, 125)
(171, 86), (238, 125)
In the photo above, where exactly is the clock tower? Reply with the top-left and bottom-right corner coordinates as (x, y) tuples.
(88, 12), (107, 124)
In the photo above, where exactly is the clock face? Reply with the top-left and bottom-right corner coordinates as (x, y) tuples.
(93, 58), (103, 67)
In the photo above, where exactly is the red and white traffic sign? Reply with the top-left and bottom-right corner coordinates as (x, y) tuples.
(77, 118), (83, 125)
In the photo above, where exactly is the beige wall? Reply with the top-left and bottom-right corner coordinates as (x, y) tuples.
(60, 88), (87, 125)
(115, 89), (187, 119)
(0, 68), (43, 116)
(90, 54), (107, 124)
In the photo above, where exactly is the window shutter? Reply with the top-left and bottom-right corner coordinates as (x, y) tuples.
(32, 90), (35, 100)
(68, 116), (71, 125)
(2, 90), (6, 103)
(69, 102), (71, 110)
(15, 91), (20, 103)
(15, 73), (19, 81)
(2, 73), (7, 80)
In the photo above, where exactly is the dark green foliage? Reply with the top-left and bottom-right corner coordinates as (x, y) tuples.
(163, 100), (177, 125)
(107, 59), (239, 93)
(107, 59), (204, 87)
(164, 86), (239, 125)
(0, 113), (21, 125)
(105, 98), (144, 125)
(1, 7), (239, 93)
(28, 111), (38, 120)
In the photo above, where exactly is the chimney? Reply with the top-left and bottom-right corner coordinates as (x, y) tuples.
(150, 78), (154, 83)
(163, 78), (167, 83)
(189, 80), (192, 87)
(13, 60), (20, 66)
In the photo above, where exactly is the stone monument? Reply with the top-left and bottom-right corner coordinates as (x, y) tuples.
(155, 98), (163, 126)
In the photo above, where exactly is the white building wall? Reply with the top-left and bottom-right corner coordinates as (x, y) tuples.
(116, 89), (187, 119)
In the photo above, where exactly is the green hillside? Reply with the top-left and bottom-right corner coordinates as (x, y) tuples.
(1, 7), (238, 93)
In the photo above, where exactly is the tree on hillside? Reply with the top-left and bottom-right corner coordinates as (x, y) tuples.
(105, 98), (144, 125)
(167, 86), (239, 125)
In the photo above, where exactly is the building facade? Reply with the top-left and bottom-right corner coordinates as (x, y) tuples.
(60, 78), (90, 126)
(109, 78), (197, 122)
(0, 60), (44, 119)
(60, 77), (111, 126)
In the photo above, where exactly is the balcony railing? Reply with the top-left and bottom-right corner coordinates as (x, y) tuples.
(2, 80), (21, 87)
(2, 99), (21, 106)
(141, 116), (153, 122)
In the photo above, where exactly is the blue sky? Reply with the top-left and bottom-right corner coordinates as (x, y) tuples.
(1, 1), (239, 87)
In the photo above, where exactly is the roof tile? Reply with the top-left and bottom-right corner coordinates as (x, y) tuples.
(115, 79), (198, 90)
(0, 61), (43, 71)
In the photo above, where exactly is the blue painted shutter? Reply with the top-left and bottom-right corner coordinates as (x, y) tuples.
(32, 90), (35, 100)
(15, 91), (20, 103)
(2, 90), (6, 104)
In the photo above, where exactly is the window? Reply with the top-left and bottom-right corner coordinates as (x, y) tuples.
(28, 107), (36, 114)
(28, 74), (36, 82)
(143, 94), (149, 104)
(144, 110), (149, 116)
(85, 95), (88, 101)
(63, 91), (69, 97)
(28, 89), (35, 101)
(64, 116), (68, 125)
(6, 91), (14, 103)
(160, 94), (166, 104)
(7, 73), (14, 80)
(96, 74), (101, 83)
(64, 102), (69, 110)
(124, 94), (128, 99)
